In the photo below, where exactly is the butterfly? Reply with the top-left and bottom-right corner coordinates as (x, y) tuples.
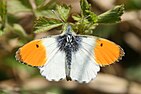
(15, 25), (124, 83)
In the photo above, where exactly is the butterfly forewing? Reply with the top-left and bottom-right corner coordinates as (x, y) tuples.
(38, 48), (66, 81)
(94, 38), (124, 66)
(16, 39), (47, 66)
(16, 36), (66, 80)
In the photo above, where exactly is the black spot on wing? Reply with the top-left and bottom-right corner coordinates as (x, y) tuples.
(36, 44), (39, 48)
(100, 43), (103, 47)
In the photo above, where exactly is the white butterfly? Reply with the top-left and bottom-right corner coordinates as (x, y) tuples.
(16, 25), (124, 83)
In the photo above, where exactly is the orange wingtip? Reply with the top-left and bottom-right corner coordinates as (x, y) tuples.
(94, 38), (124, 66)
(16, 40), (47, 67)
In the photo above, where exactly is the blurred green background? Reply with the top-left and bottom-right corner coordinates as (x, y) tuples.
(1, 0), (141, 94)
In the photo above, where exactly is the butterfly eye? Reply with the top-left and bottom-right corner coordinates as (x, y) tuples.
(36, 44), (39, 48)
(100, 43), (103, 47)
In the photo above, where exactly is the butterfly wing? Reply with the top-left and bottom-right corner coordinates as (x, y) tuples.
(38, 41), (66, 81)
(70, 36), (100, 83)
(16, 36), (66, 81)
(70, 36), (124, 83)
(37, 37), (66, 81)
(94, 37), (124, 66)
(16, 39), (47, 66)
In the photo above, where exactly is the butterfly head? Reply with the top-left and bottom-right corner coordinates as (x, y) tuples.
(61, 25), (76, 35)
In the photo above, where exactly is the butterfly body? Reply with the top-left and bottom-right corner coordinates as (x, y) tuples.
(56, 26), (82, 80)
(16, 26), (124, 83)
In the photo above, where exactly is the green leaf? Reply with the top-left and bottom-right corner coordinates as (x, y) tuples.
(35, 0), (45, 7)
(35, 0), (56, 10)
(34, 17), (63, 33)
(34, 0), (57, 17)
(80, 0), (97, 23)
(86, 11), (98, 23)
(0, 29), (4, 36)
(56, 5), (71, 22)
(80, 0), (91, 16)
(35, 10), (57, 18)
(7, 0), (31, 14)
(72, 14), (98, 34)
(36, 0), (56, 10)
(97, 5), (124, 23)
(72, 15), (81, 21)
(0, 0), (7, 30)
(13, 24), (28, 38)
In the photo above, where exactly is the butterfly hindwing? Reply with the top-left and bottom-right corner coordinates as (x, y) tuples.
(38, 49), (66, 81)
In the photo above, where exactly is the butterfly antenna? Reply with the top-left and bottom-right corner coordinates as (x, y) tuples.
(51, 10), (64, 22)
(51, 10), (73, 34)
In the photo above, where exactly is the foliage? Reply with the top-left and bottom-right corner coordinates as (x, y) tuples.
(33, 0), (124, 34)
(34, 17), (63, 33)
(97, 5), (124, 23)
(0, 0), (7, 34)
(0, 0), (124, 35)
(1, 0), (141, 93)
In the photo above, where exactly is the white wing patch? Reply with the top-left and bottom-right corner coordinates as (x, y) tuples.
(38, 36), (100, 83)
(38, 36), (66, 81)
(70, 36), (100, 83)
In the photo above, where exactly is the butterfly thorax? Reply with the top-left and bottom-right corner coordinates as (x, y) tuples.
(57, 34), (81, 52)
